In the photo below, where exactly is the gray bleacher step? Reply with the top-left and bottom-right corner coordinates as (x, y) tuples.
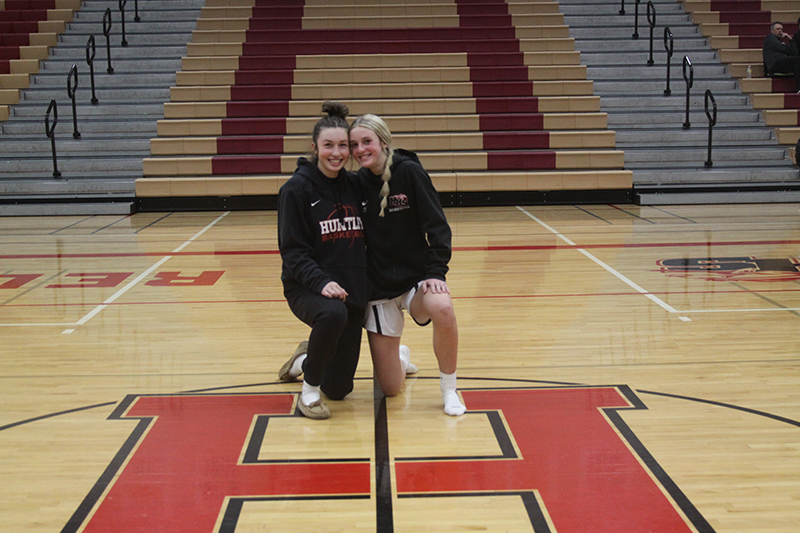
(569, 27), (700, 39)
(3, 121), (157, 135)
(0, 157), (144, 173)
(573, 38), (711, 52)
(39, 60), (183, 72)
(0, 139), (151, 154)
(31, 73), (177, 87)
(594, 80), (739, 93)
(615, 129), (775, 143)
(80, 0), (204, 10)
(58, 34), (194, 46)
(588, 67), (729, 79)
(19, 88), (172, 102)
(50, 46), (189, 59)
(10, 104), (166, 118)
(0, 178), (137, 195)
(607, 111), (763, 125)
(560, 3), (685, 15)
(583, 51), (719, 64)
(67, 21), (199, 32)
(601, 95), (750, 108)
(636, 189), (800, 205)
(0, 200), (135, 216)
(623, 147), (789, 163)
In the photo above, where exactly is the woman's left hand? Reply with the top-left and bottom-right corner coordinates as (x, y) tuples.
(420, 278), (450, 294)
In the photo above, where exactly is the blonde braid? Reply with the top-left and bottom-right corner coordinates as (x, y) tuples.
(378, 147), (394, 217)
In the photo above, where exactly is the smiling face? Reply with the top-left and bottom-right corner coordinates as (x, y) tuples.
(350, 126), (388, 175)
(313, 127), (350, 178)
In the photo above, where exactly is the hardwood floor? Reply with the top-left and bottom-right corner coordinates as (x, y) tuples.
(1, 203), (798, 532)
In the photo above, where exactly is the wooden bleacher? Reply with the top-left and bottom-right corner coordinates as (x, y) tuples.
(136, 0), (631, 203)
(682, 0), (800, 148)
(0, 0), (80, 121)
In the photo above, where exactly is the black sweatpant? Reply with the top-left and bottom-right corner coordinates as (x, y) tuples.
(285, 286), (363, 400)
(771, 55), (800, 91)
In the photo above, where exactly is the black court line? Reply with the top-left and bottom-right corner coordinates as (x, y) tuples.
(133, 212), (173, 234)
(50, 216), (97, 235)
(608, 204), (657, 223)
(729, 281), (800, 318)
(570, 205), (615, 224)
(90, 215), (133, 235)
(647, 206), (698, 223)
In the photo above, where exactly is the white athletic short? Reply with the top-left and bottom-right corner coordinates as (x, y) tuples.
(363, 283), (431, 337)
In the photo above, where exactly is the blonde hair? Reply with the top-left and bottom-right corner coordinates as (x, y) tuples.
(350, 114), (394, 217)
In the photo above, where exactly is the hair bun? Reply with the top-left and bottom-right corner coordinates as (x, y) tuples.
(322, 101), (349, 119)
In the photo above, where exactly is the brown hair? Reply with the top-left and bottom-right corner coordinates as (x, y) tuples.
(310, 101), (350, 165)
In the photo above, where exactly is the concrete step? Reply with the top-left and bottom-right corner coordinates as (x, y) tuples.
(632, 167), (799, 184)
(3, 119), (158, 135)
(0, 139), (151, 154)
(0, 155), (144, 173)
(607, 110), (762, 125)
(10, 103), (165, 118)
(581, 51), (719, 64)
(615, 128), (775, 143)
(30, 72), (177, 87)
(49, 46), (189, 59)
(0, 177), (138, 194)
(18, 87), (171, 102)
(587, 65), (728, 78)
(623, 146), (788, 163)
(601, 94), (750, 107)
(572, 38), (710, 52)
(0, 199), (135, 216)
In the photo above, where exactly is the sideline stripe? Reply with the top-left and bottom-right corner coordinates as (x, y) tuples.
(2, 240), (800, 260)
(516, 206), (680, 315)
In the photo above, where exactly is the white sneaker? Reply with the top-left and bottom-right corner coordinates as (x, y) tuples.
(399, 345), (418, 375)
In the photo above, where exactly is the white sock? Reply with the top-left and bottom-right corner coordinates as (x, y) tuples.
(301, 381), (321, 406)
(440, 371), (466, 416)
(399, 345), (418, 375)
(289, 354), (307, 378)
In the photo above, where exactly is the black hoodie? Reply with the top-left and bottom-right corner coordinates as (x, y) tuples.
(278, 158), (368, 308)
(357, 149), (451, 300)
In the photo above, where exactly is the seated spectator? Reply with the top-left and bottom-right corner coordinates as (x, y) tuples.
(763, 21), (800, 92)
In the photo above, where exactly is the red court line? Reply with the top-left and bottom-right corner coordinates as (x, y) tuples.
(3, 288), (800, 308)
(2, 240), (800, 260)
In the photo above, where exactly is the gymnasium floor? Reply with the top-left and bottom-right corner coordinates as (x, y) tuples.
(1, 203), (799, 532)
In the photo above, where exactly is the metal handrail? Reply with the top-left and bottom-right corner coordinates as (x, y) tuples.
(103, 8), (114, 74)
(67, 64), (80, 139)
(45, 100), (61, 178)
(619, 0), (626, 15)
(134, 0), (140, 22)
(704, 90), (717, 168)
(86, 35), (98, 105)
(682, 56), (693, 129)
(119, 0), (128, 47)
(632, 0), (641, 39)
(647, 1), (656, 66)
(663, 27), (674, 95)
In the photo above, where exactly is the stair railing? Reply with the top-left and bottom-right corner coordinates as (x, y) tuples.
(682, 55), (693, 129)
(134, 0), (140, 22)
(67, 64), (81, 139)
(663, 27), (673, 95)
(86, 35), (99, 105)
(103, 8), (114, 74)
(619, 0), (625, 15)
(119, 0), (128, 47)
(704, 90), (717, 168)
(45, 100), (61, 178)
(632, 0), (641, 38)
(647, 1), (656, 66)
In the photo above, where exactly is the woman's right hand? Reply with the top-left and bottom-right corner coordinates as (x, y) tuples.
(321, 281), (348, 301)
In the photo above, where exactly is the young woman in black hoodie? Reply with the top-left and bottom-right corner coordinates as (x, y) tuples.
(349, 114), (466, 416)
(277, 102), (367, 420)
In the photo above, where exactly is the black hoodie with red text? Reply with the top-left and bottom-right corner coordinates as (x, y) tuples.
(278, 158), (368, 308)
